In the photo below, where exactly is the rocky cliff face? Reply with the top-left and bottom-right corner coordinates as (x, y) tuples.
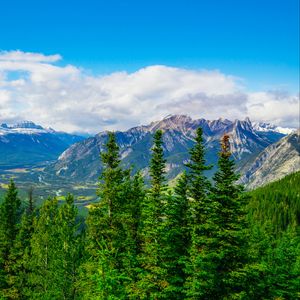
(47, 115), (285, 182)
(239, 130), (300, 189)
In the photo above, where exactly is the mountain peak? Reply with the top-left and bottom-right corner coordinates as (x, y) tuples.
(233, 118), (253, 132)
(163, 114), (192, 122)
(12, 121), (44, 130)
(253, 122), (295, 135)
(244, 116), (252, 125)
(148, 114), (193, 132)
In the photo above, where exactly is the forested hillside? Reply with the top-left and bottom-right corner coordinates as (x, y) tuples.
(0, 129), (299, 299)
(248, 171), (300, 233)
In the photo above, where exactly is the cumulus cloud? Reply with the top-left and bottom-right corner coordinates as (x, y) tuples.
(247, 91), (299, 128)
(0, 50), (298, 133)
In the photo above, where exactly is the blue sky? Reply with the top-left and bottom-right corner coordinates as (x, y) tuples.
(0, 0), (299, 132)
(0, 0), (299, 92)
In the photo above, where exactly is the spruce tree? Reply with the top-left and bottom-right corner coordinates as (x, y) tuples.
(0, 180), (21, 296)
(137, 130), (168, 299)
(85, 132), (133, 299)
(27, 195), (84, 299)
(149, 130), (166, 198)
(164, 172), (189, 299)
(28, 197), (61, 299)
(127, 172), (145, 257)
(124, 172), (146, 297)
(56, 194), (84, 299)
(5, 187), (35, 299)
(184, 127), (213, 299)
(209, 134), (249, 298)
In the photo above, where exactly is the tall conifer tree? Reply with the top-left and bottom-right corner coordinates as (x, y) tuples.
(184, 127), (213, 299)
(210, 134), (249, 298)
(85, 132), (134, 299)
(137, 130), (168, 299)
(125, 171), (145, 297)
(5, 187), (35, 299)
(56, 194), (84, 299)
(0, 180), (21, 295)
(164, 172), (190, 299)
(28, 195), (83, 299)
(28, 197), (60, 299)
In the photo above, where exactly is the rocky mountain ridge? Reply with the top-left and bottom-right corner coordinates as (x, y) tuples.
(239, 130), (300, 189)
(48, 115), (288, 182)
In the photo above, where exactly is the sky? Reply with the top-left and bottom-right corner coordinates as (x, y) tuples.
(0, 0), (299, 133)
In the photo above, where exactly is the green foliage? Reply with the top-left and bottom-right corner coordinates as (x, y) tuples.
(248, 171), (300, 234)
(28, 197), (60, 299)
(186, 127), (212, 202)
(84, 132), (143, 299)
(163, 172), (190, 299)
(246, 224), (300, 299)
(5, 188), (35, 299)
(184, 127), (215, 299)
(149, 130), (167, 196)
(136, 130), (169, 299)
(27, 195), (83, 299)
(1, 129), (299, 300)
(207, 134), (249, 299)
(246, 172), (300, 299)
(0, 180), (21, 296)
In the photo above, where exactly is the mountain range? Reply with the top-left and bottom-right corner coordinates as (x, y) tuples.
(1, 116), (298, 190)
(45, 115), (297, 187)
(0, 121), (84, 168)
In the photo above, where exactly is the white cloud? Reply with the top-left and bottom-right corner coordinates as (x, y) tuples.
(0, 50), (298, 133)
(0, 50), (61, 63)
(247, 91), (299, 128)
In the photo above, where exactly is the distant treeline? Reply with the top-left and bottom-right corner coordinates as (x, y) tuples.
(0, 129), (299, 299)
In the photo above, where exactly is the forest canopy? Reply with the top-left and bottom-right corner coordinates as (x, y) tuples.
(0, 130), (299, 299)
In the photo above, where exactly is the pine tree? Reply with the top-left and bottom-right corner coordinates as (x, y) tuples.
(184, 127), (214, 299)
(128, 172), (145, 258)
(124, 172), (146, 297)
(0, 180), (21, 296)
(27, 195), (84, 299)
(27, 197), (61, 299)
(209, 134), (249, 298)
(186, 127), (212, 202)
(85, 132), (133, 299)
(56, 194), (84, 299)
(136, 130), (169, 299)
(149, 130), (166, 198)
(163, 172), (189, 299)
(5, 187), (35, 299)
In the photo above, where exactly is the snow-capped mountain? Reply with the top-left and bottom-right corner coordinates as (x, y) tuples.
(0, 121), (46, 135)
(253, 122), (295, 135)
(0, 121), (84, 167)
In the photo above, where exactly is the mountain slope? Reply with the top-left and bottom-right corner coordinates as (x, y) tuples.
(248, 171), (300, 233)
(0, 121), (84, 167)
(239, 130), (300, 189)
(47, 115), (284, 182)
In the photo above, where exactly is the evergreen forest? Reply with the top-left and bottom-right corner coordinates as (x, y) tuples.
(0, 129), (299, 299)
